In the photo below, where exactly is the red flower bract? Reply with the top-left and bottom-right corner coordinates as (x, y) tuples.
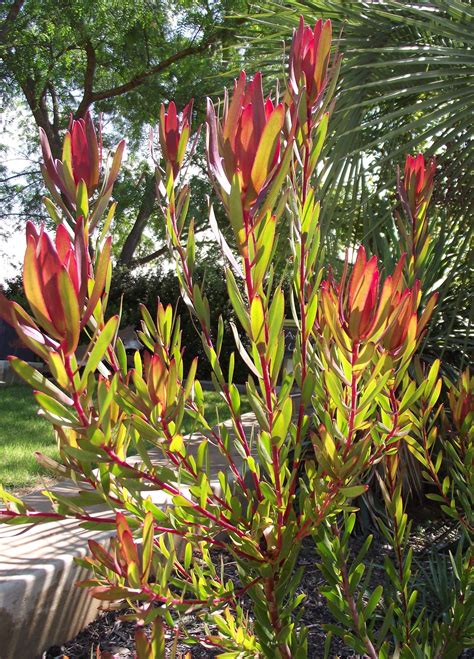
(159, 100), (193, 177)
(21, 221), (88, 355)
(346, 248), (380, 341)
(321, 247), (422, 351)
(403, 153), (436, 218)
(0, 220), (112, 358)
(40, 111), (125, 209)
(69, 113), (100, 190)
(381, 285), (419, 354)
(289, 17), (332, 108)
(206, 71), (285, 209)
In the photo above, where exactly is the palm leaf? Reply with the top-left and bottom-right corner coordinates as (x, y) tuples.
(231, 0), (473, 369)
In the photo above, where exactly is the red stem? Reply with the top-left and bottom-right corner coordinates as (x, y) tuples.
(334, 525), (379, 659)
(142, 575), (262, 608)
(385, 389), (411, 646)
(284, 231), (308, 522)
(102, 445), (247, 539)
(187, 400), (251, 498)
(420, 403), (472, 532)
(242, 218), (283, 535)
(170, 207), (262, 502)
(160, 416), (235, 515)
(264, 576), (292, 659)
(285, 136), (315, 524)
(343, 342), (359, 458)
(0, 509), (117, 525)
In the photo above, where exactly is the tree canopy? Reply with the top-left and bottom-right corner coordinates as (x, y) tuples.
(1, 0), (246, 266)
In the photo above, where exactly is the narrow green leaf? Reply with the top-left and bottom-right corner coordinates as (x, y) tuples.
(79, 315), (119, 390)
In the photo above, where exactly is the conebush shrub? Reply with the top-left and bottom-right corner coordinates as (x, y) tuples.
(0, 16), (472, 659)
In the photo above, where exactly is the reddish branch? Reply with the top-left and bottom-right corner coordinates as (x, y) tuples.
(101, 445), (248, 539)
(169, 203), (263, 501)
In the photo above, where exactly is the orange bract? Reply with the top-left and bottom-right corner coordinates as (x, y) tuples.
(321, 246), (434, 355)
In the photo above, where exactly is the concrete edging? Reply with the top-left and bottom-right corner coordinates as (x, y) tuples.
(0, 413), (257, 659)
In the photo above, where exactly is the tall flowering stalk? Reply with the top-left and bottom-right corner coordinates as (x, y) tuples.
(40, 111), (125, 230)
(397, 152), (436, 286)
(0, 16), (471, 659)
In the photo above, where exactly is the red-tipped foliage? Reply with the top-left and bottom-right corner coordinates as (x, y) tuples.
(403, 153), (436, 218)
(0, 220), (110, 357)
(206, 71), (284, 209)
(289, 17), (332, 108)
(159, 100), (193, 177)
(40, 110), (124, 210)
(448, 369), (473, 434)
(321, 246), (430, 354)
(68, 113), (100, 190)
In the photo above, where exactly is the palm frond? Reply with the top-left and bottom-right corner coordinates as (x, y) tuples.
(233, 0), (473, 369)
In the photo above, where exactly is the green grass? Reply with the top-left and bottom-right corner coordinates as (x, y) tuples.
(0, 385), (250, 491)
(0, 385), (58, 490)
(181, 390), (251, 435)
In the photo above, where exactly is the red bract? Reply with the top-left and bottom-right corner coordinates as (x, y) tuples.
(321, 247), (437, 354)
(143, 351), (177, 412)
(159, 100), (193, 177)
(323, 246), (388, 343)
(69, 113), (100, 190)
(381, 285), (419, 354)
(345, 247), (380, 341)
(40, 111), (125, 208)
(322, 247), (404, 343)
(22, 221), (89, 354)
(145, 353), (168, 408)
(289, 17), (332, 109)
(1, 222), (84, 355)
(0, 221), (111, 357)
(403, 153), (436, 218)
(206, 71), (285, 209)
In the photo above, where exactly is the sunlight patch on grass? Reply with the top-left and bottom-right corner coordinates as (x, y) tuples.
(0, 385), (58, 490)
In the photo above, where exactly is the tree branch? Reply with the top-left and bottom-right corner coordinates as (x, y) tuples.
(90, 37), (216, 104)
(117, 173), (157, 267)
(48, 83), (60, 133)
(131, 245), (168, 267)
(75, 40), (97, 118)
(0, 0), (25, 43)
(130, 225), (210, 267)
(0, 171), (41, 183)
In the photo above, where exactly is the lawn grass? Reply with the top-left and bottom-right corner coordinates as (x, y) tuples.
(0, 385), (58, 490)
(181, 389), (251, 435)
(0, 384), (250, 491)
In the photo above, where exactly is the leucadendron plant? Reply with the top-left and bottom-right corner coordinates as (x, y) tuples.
(0, 16), (472, 659)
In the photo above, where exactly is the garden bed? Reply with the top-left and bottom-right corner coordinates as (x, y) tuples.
(44, 518), (465, 658)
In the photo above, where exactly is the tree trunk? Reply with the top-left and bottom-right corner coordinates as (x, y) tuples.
(117, 173), (157, 268)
